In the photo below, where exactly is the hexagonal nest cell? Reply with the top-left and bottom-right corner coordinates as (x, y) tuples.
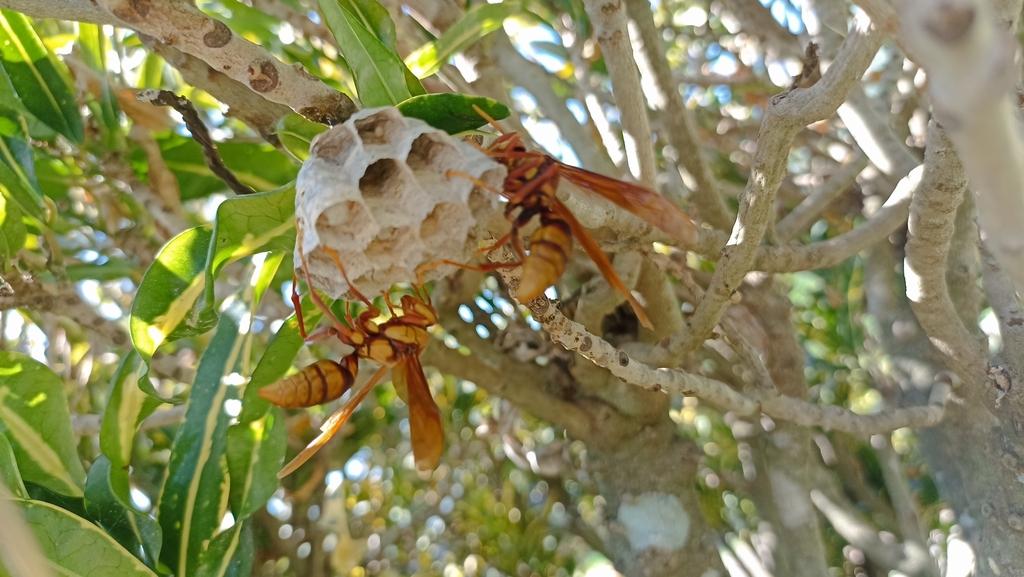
(295, 106), (507, 299)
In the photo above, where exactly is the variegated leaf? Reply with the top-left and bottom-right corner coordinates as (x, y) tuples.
(0, 352), (86, 498)
(156, 255), (280, 576)
(130, 226), (214, 403)
(16, 499), (158, 577)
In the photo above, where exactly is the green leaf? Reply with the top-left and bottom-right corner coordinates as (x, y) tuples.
(338, 0), (397, 52)
(0, 10), (83, 142)
(139, 53), (166, 89)
(130, 226), (214, 403)
(100, 352), (161, 471)
(77, 23), (124, 147)
(0, 432), (27, 498)
(17, 499), (159, 577)
(202, 184), (296, 314)
(0, 52), (32, 119)
(275, 113), (329, 162)
(132, 135), (298, 201)
(404, 65), (427, 97)
(226, 409), (285, 521)
(0, 103), (43, 221)
(193, 520), (254, 577)
(225, 292), (322, 518)
(96, 356), (168, 570)
(0, 352), (87, 497)
(66, 258), (139, 282)
(156, 257), (279, 577)
(319, 0), (413, 106)
(84, 456), (163, 569)
(405, 2), (519, 78)
(241, 317), (314, 427)
(335, 0), (425, 97)
(0, 155), (40, 222)
(397, 93), (511, 134)
(0, 190), (25, 264)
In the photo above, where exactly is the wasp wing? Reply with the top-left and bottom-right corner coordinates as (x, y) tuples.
(277, 365), (389, 478)
(551, 200), (653, 329)
(394, 355), (443, 471)
(558, 164), (699, 245)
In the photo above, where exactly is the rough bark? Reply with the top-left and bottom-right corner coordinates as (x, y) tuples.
(588, 423), (725, 577)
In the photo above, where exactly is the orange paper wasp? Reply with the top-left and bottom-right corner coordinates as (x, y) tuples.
(259, 224), (442, 478)
(435, 106), (699, 329)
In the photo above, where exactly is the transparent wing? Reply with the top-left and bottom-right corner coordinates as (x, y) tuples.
(551, 200), (652, 329)
(558, 164), (699, 244)
(277, 365), (389, 478)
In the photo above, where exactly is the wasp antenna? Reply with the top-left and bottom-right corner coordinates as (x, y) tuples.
(445, 170), (503, 195)
(322, 245), (378, 313)
(472, 104), (506, 135)
(295, 222), (349, 336)
(382, 290), (398, 316)
(418, 284), (431, 305)
(290, 270), (310, 339)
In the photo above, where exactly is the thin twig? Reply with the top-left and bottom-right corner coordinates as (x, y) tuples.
(777, 153), (869, 241)
(582, 0), (657, 187)
(486, 243), (947, 434)
(490, 34), (617, 176)
(625, 0), (733, 230)
(138, 90), (256, 195)
(142, 40), (293, 140)
(755, 171), (916, 272)
(670, 14), (883, 354)
(874, 436), (936, 575)
(1, 273), (131, 348)
(811, 488), (938, 576)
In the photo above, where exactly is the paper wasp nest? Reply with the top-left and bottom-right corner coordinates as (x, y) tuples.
(296, 107), (506, 298)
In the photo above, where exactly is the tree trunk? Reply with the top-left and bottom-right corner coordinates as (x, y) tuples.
(589, 419), (726, 577)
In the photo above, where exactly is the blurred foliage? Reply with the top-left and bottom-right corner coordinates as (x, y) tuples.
(0, 0), (958, 576)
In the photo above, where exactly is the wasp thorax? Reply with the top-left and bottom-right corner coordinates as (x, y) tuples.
(295, 107), (507, 298)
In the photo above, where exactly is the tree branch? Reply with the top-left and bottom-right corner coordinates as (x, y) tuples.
(777, 152), (869, 241)
(625, 0), (733, 230)
(486, 248), (948, 433)
(574, 252), (643, 334)
(582, 0), (657, 187)
(721, 0), (805, 60)
(139, 90), (256, 195)
(490, 34), (617, 176)
(0, 0), (111, 24)
(874, 436), (936, 576)
(754, 164), (916, 272)
(1, 273), (130, 348)
(979, 241), (1024, 401)
(427, 275), (634, 447)
(3, 0), (356, 124)
(901, 0), (1024, 293)
(904, 121), (989, 388)
(945, 188), (982, 332)
(838, 88), (921, 179)
(671, 14), (883, 353)
(811, 488), (938, 576)
(142, 39), (293, 140)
